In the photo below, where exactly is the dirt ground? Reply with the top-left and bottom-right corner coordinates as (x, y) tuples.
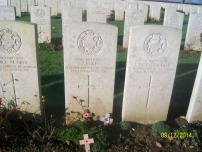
(4, 117), (202, 152)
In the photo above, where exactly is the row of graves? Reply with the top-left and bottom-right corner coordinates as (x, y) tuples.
(0, 0), (202, 126)
(1, 0), (202, 51)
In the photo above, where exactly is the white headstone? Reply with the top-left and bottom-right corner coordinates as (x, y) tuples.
(184, 13), (202, 51)
(177, 4), (183, 11)
(11, 0), (21, 18)
(190, 5), (198, 14)
(100, 1), (112, 17)
(123, 9), (144, 48)
(183, 4), (190, 15)
(30, 6), (51, 43)
(62, 6), (82, 32)
(115, 1), (126, 21)
(21, 0), (28, 12)
(87, 8), (106, 23)
(186, 53), (202, 122)
(164, 6), (176, 15)
(0, 0), (7, 5)
(0, 21), (42, 116)
(163, 11), (184, 30)
(86, 1), (98, 9)
(138, 3), (148, 22)
(46, 0), (57, 16)
(150, 4), (161, 21)
(61, 0), (74, 14)
(27, 0), (35, 12)
(63, 23), (117, 123)
(198, 7), (202, 13)
(57, 0), (61, 14)
(0, 5), (15, 20)
(38, 0), (44, 6)
(128, 2), (137, 10)
(75, 0), (85, 12)
(122, 25), (182, 124)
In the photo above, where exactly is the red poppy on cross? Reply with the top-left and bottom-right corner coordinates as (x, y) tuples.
(79, 134), (94, 152)
(100, 113), (113, 125)
(82, 109), (92, 119)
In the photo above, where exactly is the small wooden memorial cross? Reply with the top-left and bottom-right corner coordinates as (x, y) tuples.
(78, 75), (100, 107)
(100, 113), (113, 125)
(79, 134), (94, 152)
(139, 76), (162, 108)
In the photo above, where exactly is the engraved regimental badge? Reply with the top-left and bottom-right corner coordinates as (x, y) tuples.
(35, 9), (45, 18)
(0, 29), (21, 54)
(77, 30), (103, 55)
(143, 33), (167, 57)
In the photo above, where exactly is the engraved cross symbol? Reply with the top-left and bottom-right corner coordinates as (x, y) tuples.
(139, 76), (162, 108)
(78, 75), (100, 107)
(5, 73), (25, 105)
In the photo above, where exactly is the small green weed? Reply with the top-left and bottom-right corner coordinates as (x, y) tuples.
(119, 121), (132, 131)
(151, 121), (171, 137)
(87, 125), (110, 152)
(56, 121), (88, 142)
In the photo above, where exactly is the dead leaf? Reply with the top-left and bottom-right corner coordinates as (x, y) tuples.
(167, 136), (174, 142)
(182, 142), (187, 148)
(156, 142), (162, 148)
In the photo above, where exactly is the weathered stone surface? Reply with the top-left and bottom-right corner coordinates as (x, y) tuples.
(63, 23), (117, 123)
(190, 5), (198, 14)
(115, 1), (126, 21)
(138, 3), (148, 22)
(123, 9), (144, 48)
(21, 0), (28, 12)
(186, 53), (202, 122)
(62, 6), (82, 33)
(61, 0), (74, 14)
(184, 13), (202, 51)
(150, 4), (161, 21)
(11, 0), (21, 17)
(75, 0), (85, 12)
(100, 1), (112, 17)
(27, 0), (35, 12)
(46, 0), (57, 16)
(87, 7), (106, 23)
(127, 2), (137, 9)
(198, 7), (202, 13)
(0, 21), (42, 115)
(30, 6), (51, 43)
(163, 11), (184, 30)
(122, 25), (182, 124)
(86, 1), (98, 9)
(0, 5), (15, 20)
(38, 0), (44, 6)
(177, 4), (183, 11)
(0, 0), (8, 5)
(183, 4), (190, 15)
